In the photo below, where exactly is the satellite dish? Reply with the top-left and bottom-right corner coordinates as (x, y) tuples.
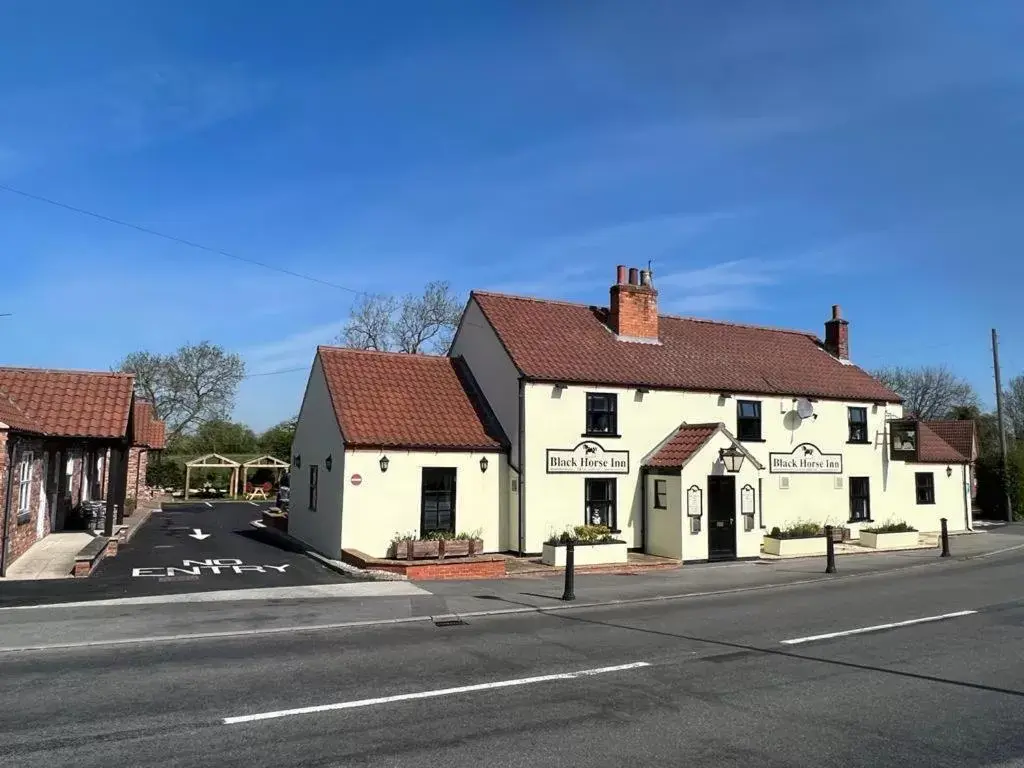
(796, 398), (815, 419)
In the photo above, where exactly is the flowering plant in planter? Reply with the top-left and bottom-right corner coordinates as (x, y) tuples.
(387, 529), (484, 559)
(545, 524), (621, 546)
(767, 521), (824, 540)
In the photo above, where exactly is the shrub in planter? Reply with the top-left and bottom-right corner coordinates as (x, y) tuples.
(859, 520), (919, 549)
(763, 520), (826, 557)
(861, 521), (917, 534)
(546, 524), (616, 546)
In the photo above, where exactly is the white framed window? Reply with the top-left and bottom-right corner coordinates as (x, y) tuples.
(18, 452), (34, 517)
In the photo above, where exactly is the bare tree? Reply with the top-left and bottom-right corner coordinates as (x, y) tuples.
(342, 293), (398, 351)
(339, 281), (463, 354)
(872, 364), (980, 420)
(118, 342), (246, 439)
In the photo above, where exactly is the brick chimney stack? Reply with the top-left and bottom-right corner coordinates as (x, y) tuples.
(610, 264), (659, 340)
(824, 304), (850, 360)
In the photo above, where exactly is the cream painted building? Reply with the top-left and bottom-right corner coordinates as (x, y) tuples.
(289, 347), (507, 559)
(291, 264), (975, 563)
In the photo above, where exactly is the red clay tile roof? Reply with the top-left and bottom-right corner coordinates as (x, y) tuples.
(0, 367), (134, 438)
(472, 292), (901, 403)
(317, 346), (506, 451)
(923, 420), (977, 461)
(915, 422), (970, 463)
(645, 423), (720, 468)
(130, 400), (167, 449)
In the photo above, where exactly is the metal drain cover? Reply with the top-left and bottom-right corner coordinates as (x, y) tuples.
(432, 614), (467, 627)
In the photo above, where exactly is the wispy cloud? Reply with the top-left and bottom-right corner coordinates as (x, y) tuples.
(241, 320), (345, 373)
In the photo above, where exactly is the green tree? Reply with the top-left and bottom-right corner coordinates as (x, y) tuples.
(118, 342), (246, 439)
(259, 416), (297, 459)
(192, 419), (259, 455)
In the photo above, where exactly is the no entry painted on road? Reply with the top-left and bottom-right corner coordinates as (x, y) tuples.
(132, 559), (292, 578)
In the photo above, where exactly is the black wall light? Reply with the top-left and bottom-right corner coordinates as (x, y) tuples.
(480, 456), (489, 473)
(293, 454), (301, 468)
(325, 454), (333, 472)
(946, 465), (953, 478)
(379, 455), (389, 473)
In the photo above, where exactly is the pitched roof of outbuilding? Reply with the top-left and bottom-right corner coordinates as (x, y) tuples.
(0, 367), (135, 438)
(316, 346), (506, 451)
(131, 400), (167, 449)
(922, 420), (977, 461)
(471, 291), (901, 403)
(915, 421), (971, 463)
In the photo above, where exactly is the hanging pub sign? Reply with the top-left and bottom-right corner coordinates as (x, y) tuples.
(769, 443), (843, 474)
(546, 441), (629, 474)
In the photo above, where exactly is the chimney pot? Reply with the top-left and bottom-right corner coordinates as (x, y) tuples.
(628, 267), (640, 285)
(640, 269), (652, 287)
(616, 265), (627, 285)
(825, 305), (849, 360)
(832, 304), (841, 320)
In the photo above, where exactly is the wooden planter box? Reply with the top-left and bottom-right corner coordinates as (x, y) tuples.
(763, 536), (826, 557)
(859, 530), (919, 550)
(389, 538), (485, 560)
(541, 541), (628, 567)
(828, 526), (851, 543)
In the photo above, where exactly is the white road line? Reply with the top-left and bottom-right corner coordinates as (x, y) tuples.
(204, 502), (213, 508)
(248, 501), (259, 507)
(780, 610), (978, 645)
(222, 662), (651, 724)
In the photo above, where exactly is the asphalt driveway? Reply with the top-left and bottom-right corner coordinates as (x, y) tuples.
(0, 501), (351, 607)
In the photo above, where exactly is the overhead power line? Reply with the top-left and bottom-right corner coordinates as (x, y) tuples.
(0, 182), (362, 295)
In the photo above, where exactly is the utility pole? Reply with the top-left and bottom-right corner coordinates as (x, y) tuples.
(992, 328), (1013, 522)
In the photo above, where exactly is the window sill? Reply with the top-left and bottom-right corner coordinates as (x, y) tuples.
(653, 505), (667, 511)
(916, 501), (936, 506)
(581, 433), (622, 439)
(846, 440), (869, 445)
(848, 518), (873, 524)
(738, 438), (765, 443)
(16, 512), (31, 526)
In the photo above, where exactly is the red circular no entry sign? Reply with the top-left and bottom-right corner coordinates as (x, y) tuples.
(351, 474), (362, 486)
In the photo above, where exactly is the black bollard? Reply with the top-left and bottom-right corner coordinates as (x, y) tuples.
(825, 525), (837, 574)
(562, 540), (576, 601)
(940, 517), (950, 557)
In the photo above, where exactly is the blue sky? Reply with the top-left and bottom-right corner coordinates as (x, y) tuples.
(1, 1), (1020, 430)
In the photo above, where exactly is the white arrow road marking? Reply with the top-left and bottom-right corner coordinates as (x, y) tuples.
(188, 528), (211, 540)
(223, 662), (652, 724)
(204, 502), (213, 508)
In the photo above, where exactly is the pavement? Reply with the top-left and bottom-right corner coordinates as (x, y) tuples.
(1, 529), (1023, 767)
(2, 531), (94, 580)
(0, 501), (352, 607)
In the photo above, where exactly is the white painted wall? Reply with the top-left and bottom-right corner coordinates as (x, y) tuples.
(449, 298), (522, 466)
(645, 473), (681, 559)
(520, 382), (966, 554)
(341, 450), (506, 558)
(288, 355), (346, 558)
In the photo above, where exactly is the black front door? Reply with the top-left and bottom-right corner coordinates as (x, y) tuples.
(421, 468), (457, 536)
(707, 475), (737, 560)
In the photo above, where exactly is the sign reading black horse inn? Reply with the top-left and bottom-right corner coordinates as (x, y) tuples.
(547, 441), (630, 474)
(769, 443), (843, 474)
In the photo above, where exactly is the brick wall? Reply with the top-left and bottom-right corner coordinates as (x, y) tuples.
(610, 283), (659, 339)
(125, 447), (154, 503)
(2, 435), (49, 568)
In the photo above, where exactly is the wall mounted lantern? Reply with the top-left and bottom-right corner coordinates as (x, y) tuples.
(719, 445), (745, 473)
(293, 453), (301, 468)
(379, 455), (390, 473)
(479, 456), (489, 473)
(946, 465), (953, 478)
(325, 454), (333, 472)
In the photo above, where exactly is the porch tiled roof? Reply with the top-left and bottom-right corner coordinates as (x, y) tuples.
(472, 292), (901, 402)
(644, 423), (721, 468)
(317, 346), (506, 451)
(0, 367), (135, 438)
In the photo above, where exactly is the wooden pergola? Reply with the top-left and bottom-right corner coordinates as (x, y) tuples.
(184, 453), (241, 500)
(241, 455), (289, 497)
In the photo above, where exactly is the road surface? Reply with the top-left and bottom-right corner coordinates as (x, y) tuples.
(2, 542), (1022, 767)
